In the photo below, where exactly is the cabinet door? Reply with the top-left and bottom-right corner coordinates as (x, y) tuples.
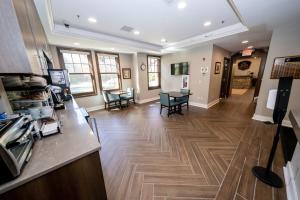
(0, 0), (32, 73)
(25, 0), (48, 74)
(12, 0), (42, 75)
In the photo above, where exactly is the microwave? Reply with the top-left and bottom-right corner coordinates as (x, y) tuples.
(0, 116), (35, 184)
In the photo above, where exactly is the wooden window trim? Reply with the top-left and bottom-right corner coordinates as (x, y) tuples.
(95, 51), (122, 92)
(147, 55), (161, 90)
(57, 47), (97, 98)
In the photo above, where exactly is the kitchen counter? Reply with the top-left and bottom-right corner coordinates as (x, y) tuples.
(0, 99), (101, 194)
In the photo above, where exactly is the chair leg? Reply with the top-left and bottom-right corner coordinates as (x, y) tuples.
(107, 103), (110, 111)
(160, 104), (162, 115)
(133, 98), (136, 104)
(167, 107), (170, 117)
(104, 102), (107, 110)
(187, 102), (189, 111)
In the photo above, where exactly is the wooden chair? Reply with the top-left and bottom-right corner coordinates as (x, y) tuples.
(159, 92), (180, 117)
(102, 91), (121, 111)
(121, 88), (135, 105)
(178, 89), (190, 110)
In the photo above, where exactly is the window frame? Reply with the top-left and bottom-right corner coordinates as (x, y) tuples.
(95, 51), (122, 92)
(57, 47), (97, 98)
(147, 55), (161, 90)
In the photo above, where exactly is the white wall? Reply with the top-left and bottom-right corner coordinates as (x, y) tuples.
(254, 21), (300, 121)
(233, 57), (262, 77)
(208, 45), (231, 103)
(0, 79), (12, 114)
(162, 44), (215, 105)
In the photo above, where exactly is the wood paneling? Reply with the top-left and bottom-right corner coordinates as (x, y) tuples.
(0, 152), (107, 200)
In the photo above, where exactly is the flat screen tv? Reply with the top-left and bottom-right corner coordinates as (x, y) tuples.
(171, 62), (189, 75)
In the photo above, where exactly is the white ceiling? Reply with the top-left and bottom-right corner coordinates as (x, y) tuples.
(51, 0), (239, 45)
(35, 0), (300, 54)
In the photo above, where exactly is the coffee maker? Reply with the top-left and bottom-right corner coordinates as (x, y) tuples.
(47, 69), (72, 101)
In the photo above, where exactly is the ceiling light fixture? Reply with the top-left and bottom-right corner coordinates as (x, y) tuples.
(133, 30), (140, 35)
(177, 1), (187, 9)
(73, 42), (80, 46)
(247, 46), (254, 49)
(203, 21), (211, 27)
(241, 40), (249, 44)
(161, 38), (167, 43)
(88, 17), (97, 23)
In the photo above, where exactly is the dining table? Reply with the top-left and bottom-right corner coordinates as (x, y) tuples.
(110, 90), (128, 108)
(162, 91), (192, 115)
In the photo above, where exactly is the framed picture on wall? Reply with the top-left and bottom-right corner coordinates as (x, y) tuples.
(215, 62), (221, 74)
(181, 75), (189, 89)
(122, 68), (131, 79)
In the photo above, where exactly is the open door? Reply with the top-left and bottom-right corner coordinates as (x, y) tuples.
(219, 57), (232, 98)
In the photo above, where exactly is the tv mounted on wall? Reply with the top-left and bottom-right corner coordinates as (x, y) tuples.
(171, 62), (189, 75)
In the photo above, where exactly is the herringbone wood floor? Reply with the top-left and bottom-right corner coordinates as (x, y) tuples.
(91, 89), (287, 200)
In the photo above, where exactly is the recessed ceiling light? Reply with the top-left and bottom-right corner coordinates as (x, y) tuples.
(88, 17), (97, 23)
(177, 1), (187, 9)
(133, 30), (140, 35)
(73, 42), (80, 46)
(242, 40), (249, 44)
(203, 21), (211, 27)
(247, 46), (254, 49)
(110, 48), (115, 51)
(161, 38), (167, 43)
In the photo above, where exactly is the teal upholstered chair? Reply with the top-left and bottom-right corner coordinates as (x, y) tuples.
(159, 92), (180, 117)
(121, 88), (135, 105)
(178, 89), (190, 110)
(102, 91), (121, 110)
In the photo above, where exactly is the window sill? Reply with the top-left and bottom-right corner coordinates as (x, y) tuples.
(72, 92), (98, 98)
(148, 86), (161, 90)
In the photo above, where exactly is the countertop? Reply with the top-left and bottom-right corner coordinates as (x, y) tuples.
(289, 110), (300, 142)
(0, 99), (100, 194)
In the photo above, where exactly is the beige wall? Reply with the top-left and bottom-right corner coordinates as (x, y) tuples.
(133, 53), (161, 101)
(161, 44), (215, 105)
(208, 45), (231, 103)
(233, 57), (262, 77)
(49, 45), (134, 109)
(254, 21), (300, 120)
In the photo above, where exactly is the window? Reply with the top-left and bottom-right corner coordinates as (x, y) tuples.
(96, 53), (121, 91)
(147, 55), (161, 89)
(58, 48), (96, 97)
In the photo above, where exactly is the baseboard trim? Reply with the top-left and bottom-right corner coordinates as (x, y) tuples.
(284, 162), (299, 200)
(207, 98), (220, 108)
(190, 98), (220, 109)
(136, 97), (160, 104)
(252, 114), (292, 127)
(86, 105), (105, 112)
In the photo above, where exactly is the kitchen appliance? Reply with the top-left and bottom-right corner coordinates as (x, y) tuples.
(47, 69), (72, 101)
(0, 116), (36, 184)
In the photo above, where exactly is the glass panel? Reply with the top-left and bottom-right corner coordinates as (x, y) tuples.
(99, 56), (105, 65)
(110, 58), (116, 66)
(80, 54), (89, 64)
(101, 74), (119, 90)
(63, 53), (72, 63)
(69, 74), (94, 94)
(73, 64), (82, 73)
(99, 64), (107, 73)
(105, 57), (111, 65)
(72, 54), (81, 63)
(148, 73), (159, 87)
(82, 64), (90, 73)
(65, 64), (74, 73)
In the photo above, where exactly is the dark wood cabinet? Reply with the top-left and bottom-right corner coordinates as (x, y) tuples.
(0, 0), (52, 75)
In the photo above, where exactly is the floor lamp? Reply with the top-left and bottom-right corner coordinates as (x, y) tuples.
(252, 76), (293, 188)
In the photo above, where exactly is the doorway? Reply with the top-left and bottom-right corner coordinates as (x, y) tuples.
(219, 49), (268, 101)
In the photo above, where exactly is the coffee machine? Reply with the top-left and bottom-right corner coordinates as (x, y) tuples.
(47, 69), (72, 101)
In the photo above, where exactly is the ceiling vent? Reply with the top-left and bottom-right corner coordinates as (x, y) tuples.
(120, 26), (134, 32)
(163, 0), (176, 5)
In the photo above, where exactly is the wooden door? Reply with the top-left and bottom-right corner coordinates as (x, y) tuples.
(219, 57), (232, 98)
